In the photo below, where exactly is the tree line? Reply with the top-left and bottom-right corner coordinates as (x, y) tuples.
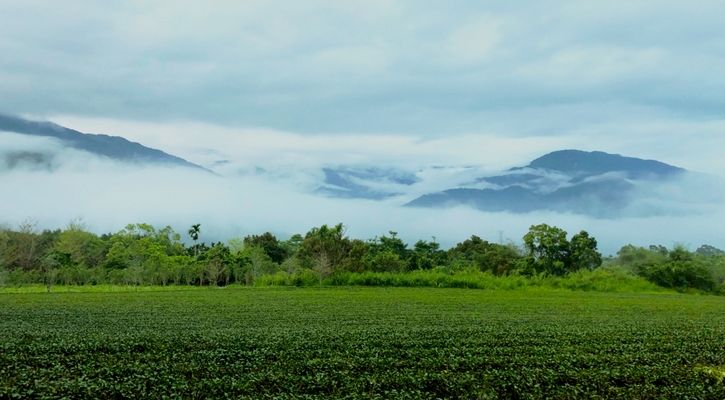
(0, 220), (723, 293)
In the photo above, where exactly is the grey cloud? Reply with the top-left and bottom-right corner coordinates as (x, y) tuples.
(1, 1), (725, 136)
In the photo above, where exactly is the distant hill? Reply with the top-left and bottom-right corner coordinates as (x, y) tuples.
(316, 166), (420, 200)
(521, 150), (684, 178)
(406, 150), (690, 218)
(0, 113), (207, 171)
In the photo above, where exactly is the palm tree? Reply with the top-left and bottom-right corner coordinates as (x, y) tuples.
(188, 224), (201, 256)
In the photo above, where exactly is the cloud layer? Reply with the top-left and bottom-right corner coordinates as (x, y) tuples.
(2, 131), (725, 255)
(2, 1), (725, 137)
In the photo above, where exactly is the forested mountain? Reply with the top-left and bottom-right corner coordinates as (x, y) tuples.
(0, 114), (206, 171)
(406, 150), (693, 217)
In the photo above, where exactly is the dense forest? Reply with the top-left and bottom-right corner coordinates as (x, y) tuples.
(1, 220), (723, 294)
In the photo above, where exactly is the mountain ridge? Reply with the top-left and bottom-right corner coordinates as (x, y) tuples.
(519, 149), (684, 178)
(406, 149), (691, 218)
(0, 113), (208, 171)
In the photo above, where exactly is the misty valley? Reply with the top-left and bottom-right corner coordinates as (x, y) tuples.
(2, 113), (724, 254)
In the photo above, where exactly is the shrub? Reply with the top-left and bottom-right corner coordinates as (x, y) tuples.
(638, 261), (716, 292)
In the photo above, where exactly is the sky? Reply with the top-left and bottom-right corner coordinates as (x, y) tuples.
(2, 1), (725, 251)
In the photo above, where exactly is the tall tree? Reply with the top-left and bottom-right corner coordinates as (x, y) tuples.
(569, 231), (602, 271)
(243, 232), (287, 264)
(16, 218), (39, 271)
(299, 224), (351, 281)
(523, 224), (570, 276)
(188, 224), (201, 256)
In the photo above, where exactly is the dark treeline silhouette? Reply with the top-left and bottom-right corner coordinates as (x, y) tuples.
(0, 220), (723, 293)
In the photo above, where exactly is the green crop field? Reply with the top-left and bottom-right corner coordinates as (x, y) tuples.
(1, 287), (724, 399)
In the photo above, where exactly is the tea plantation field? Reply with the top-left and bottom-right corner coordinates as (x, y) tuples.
(1, 287), (724, 399)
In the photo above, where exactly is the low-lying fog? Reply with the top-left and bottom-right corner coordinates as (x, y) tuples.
(2, 123), (725, 255)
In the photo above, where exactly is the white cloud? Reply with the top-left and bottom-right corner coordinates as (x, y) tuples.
(444, 16), (502, 66)
(1, 157), (723, 255)
(47, 115), (572, 171)
(516, 46), (666, 85)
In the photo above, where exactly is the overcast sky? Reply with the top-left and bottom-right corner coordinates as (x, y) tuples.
(1, 0), (725, 171)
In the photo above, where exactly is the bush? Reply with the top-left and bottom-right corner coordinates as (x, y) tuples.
(549, 267), (663, 292)
(254, 269), (320, 287)
(637, 261), (716, 292)
(4, 269), (42, 286)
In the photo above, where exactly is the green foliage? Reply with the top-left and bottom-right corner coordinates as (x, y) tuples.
(523, 224), (571, 275)
(448, 235), (522, 275)
(54, 221), (107, 268)
(243, 232), (288, 264)
(239, 245), (278, 285)
(569, 230), (602, 270)
(364, 250), (408, 272)
(409, 239), (447, 270)
(523, 224), (602, 276)
(616, 244), (669, 271)
(616, 244), (721, 292)
(198, 243), (235, 286)
(1, 288), (724, 398)
(272, 267), (663, 293)
(696, 244), (725, 257)
(254, 269), (319, 286)
(1, 220), (722, 294)
(187, 223), (200, 242)
(298, 223), (353, 281)
(638, 260), (715, 292)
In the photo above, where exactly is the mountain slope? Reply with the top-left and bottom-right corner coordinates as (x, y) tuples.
(521, 150), (684, 178)
(0, 114), (207, 171)
(406, 150), (690, 218)
(316, 166), (420, 200)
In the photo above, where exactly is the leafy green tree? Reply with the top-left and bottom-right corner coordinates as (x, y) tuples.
(244, 232), (288, 264)
(616, 244), (668, 271)
(14, 219), (39, 271)
(649, 245), (669, 256)
(695, 244), (725, 257)
(523, 225), (602, 275)
(40, 250), (67, 291)
(523, 224), (571, 276)
(53, 221), (106, 268)
(569, 231), (602, 270)
(639, 259), (715, 291)
(365, 250), (408, 272)
(201, 243), (234, 286)
(340, 239), (369, 272)
(409, 239), (447, 270)
(227, 237), (245, 255)
(373, 231), (409, 259)
(281, 234), (304, 259)
(0, 226), (10, 271)
(618, 244), (717, 292)
(448, 235), (521, 275)
(299, 224), (352, 276)
(100, 224), (185, 284)
(363, 231), (411, 272)
(241, 246), (277, 284)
